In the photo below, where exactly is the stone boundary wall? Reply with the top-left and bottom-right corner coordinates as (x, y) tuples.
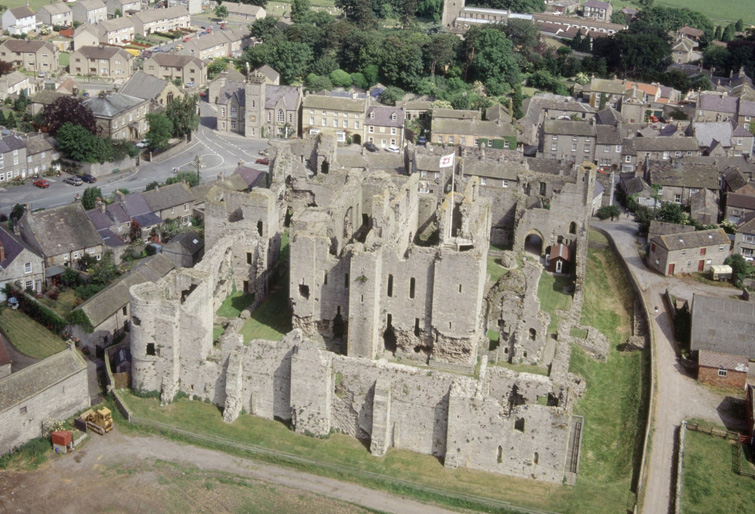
(150, 139), (193, 164)
(674, 421), (686, 514)
(64, 156), (138, 178)
(593, 226), (654, 514)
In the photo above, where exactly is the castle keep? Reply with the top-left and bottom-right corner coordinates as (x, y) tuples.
(130, 137), (600, 483)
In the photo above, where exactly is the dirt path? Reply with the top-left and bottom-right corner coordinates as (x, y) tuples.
(594, 219), (745, 514)
(0, 429), (460, 514)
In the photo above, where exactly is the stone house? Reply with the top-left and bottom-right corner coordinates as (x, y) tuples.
(180, 32), (230, 61)
(0, 71), (32, 101)
(648, 228), (730, 276)
(222, 1), (266, 20)
(396, 95), (434, 122)
(689, 189), (719, 226)
(646, 161), (718, 207)
(87, 200), (132, 246)
(518, 94), (595, 148)
(696, 93), (738, 122)
(0, 225), (45, 296)
(143, 54), (206, 86)
(671, 36), (701, 65)
(595, 125), (622, 168)
(736, 98), (755, 132)
(539, 119), (596, 163)
(0, 347), (89, 453)
(255, 64), (279, 85)
(36, 3), (73, 28)
(162, 231), (204, 268)
(2, 6), (37, 35)
(105, 0), (141, 17)
(690, 121), (754, 157)
(72, 23), (100, 50)
(365, 105), (404, 149)
(70, 46), (134, 79)
(71, 0), (107, 25)
(583, 0), (612, 21)
(131, 6), (190, 36)
(433, 117), (516, 149)
(96, 17), (135, 45)
(583, 77), (625, 109)
(551, 0), (579, 14)
(68, 254), (174, 352)
(221, 28), (251, 58)
(302, 91), (366, 143)
(25, 135), (57, 177)
(679, 25), (704, 42)
(697, 350), (749, 389)
(734, 215), (755, 261)
(0, 134), (29, 182)
(0, 40), (59, 74)
(627, 137), (700, 168)
(724, 192), (755, 224)
(29, 90), (67, 116)
(120, 71), (183, 112)
(83, 92), (149, 140)
(17, 203), (103, 269)
(647, 221), (695, 241)
(690, 294), (755, 360)
(142, 182), (195, 226)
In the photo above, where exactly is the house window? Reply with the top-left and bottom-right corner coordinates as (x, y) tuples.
(616, 145), (622, 152)
(24, 262), (32, 274)
(625, 155), (631, 163)
(480, 177), (487, 185)
(604, 146), (610, 153)
(674, 194), (681, 203)
(354, 121), (359, 129)
(504, 140), (510, 149)
(322, 118), (326, 126)
(551, 143), (557, 151)
(277, 109), (284, 123)
(73, 251), (79, 259)
(572, 143), (577, 152)
(718, 368), (727, 377)
(502, 180), (508, 188)
(449, 137), (454, 144)
(391, 127), (396, 135)
(309, 117), (314, 125)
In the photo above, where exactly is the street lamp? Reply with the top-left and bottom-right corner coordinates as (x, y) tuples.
(193, 155), (202, 184)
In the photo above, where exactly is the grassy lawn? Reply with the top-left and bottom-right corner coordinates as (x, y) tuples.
(487, 255), (508, 283)
(610, 0), (755, 25)
(0, 307), (67, 359)
(38, 289), (78, 319)
(212, 324), (226, 342)
(681, 429), (755, 513)
(487, 329), (499, 350)
(567, 243), (647, 512)
(570, 327), (588, 339)
(59, 52), (69, 69)
(537, 272), (573, 336)
(588, 230), (608, 244)
(217, 290), (254, 318)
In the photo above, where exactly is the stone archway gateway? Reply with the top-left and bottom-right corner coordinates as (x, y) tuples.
(524, 231), (545, 257)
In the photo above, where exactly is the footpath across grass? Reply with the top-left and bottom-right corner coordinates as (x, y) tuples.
(681, 429), (755, 513)
(0, 307), (67, 359)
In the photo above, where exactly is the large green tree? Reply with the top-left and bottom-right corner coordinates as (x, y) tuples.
(291, 0), (310, 23)
(467, 28), (521, 95)
(146, 113), (173, 150)
(166, 94), (200, 139)
(214, 5), (228, 18)
(335, 0), (375, 29)
(425, 32), (459, 76)
(243, 40), (313, 84)
(56, 123), (99, 162)
(379, 32), (427, 90)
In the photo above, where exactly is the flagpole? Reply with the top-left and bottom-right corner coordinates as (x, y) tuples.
(448, 159), (454, 240)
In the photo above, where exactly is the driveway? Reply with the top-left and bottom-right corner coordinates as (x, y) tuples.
(593, 218), (746, 514)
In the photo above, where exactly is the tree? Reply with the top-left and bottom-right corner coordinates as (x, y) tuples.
(43, 96), (97, 135)
(379, 32), (427, 90)
(611, 12), (627, 25)
(468, 28), (521, 95)
(291, 0), (310, 23)
(722, 24), (736, 42)
(214, 5), (228, 19)
(13, 90), (27, 113)
(145, 181), (160, 191)
(89, 251), (120, 285)
(335, 0), (375, 29)
(56, 123), (101, 162)
(114, 8), (121, 17)
(166, 94), (200, 139)
(425, 32), (459, 76)
(305, 73), (333, 92)
(81, 186), (103, 210)
(0, 110), (6, 127)
(10, 203), (25, 222)
(736, 19), (744, 32)
(329, 69), (352, 87)
(379, 86), (405, 105)
(713, 25), (722, 41)
(0, 60), (13, 76)
(418, 0), (442, 23)
(5, 111), (17, 129)
(207, 57), (229, 80)
(146, 113), (173, 150)
(250, 17), (283, 43)
(350, 72), (367, 89)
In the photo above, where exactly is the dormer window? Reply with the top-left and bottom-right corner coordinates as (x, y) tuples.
(370, 111), (375, 119)
(391, 113), (396, 121)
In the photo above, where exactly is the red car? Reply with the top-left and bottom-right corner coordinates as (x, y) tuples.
(255, 157), (270, 165)
(33, 178), (50, 188)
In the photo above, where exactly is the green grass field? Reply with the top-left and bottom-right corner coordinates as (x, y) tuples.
(59, 52), (69, 69)
(610, 0), (755, 26)
(0, 307), (67, 359)
(38, 289), (77, 319)
(681, 429), (755, 513)
(537, 272), (572, 336)
(487, 255), (508, 283)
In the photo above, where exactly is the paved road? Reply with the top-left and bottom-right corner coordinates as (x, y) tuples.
(0, 104), (268, 216)
(594, 218), (745, 514)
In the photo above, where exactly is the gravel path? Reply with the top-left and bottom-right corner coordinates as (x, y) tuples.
(594, 219), (746, 514)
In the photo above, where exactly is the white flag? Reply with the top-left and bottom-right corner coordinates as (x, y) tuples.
(439, 153), (455, 168)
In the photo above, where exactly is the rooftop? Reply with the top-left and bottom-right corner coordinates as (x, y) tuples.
(691, 294), (755, 357)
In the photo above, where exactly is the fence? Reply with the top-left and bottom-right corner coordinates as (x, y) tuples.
(684, 422), (739, 441)
(124, 413), (558, 514)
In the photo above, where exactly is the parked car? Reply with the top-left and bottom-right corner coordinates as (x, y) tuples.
(364, 142), (379, 152)
(136, 140), (149, 148)
(255, 157), (270, 165)
(80, 174), (97, 183)
(33, 178), (50, 188)
(386, 144), (400, 153)
(63, 176), (83, 186)
(186, 81), (195, 88)
(38, 71), (46, 78)
(417, 135), (427, 146)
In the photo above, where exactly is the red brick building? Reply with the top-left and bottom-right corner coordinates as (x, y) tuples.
(697, 350), (749, 389)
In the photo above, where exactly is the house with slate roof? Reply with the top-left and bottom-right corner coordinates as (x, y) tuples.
(0, 346), (89, 451)
(120, 71), (184, 112)
(2, 5), (37, 35)
(71, 0), (107, 25)
(87, 200), (131, 258)
(302, 90), (366, 143)
(0, 134), (29, 182)
(83, 92), (148, 140)
(36, 3), (72, 28)
(222, 1), (266, 20)
(96, 16), (136, 45)
(142, 182), (195, 226)
(365, 105), (404, 149)
(67, 254), (174, 352)
(539, 119), (596, 162)
(734, 214), (755, 261)
(697, 350), (749, 389)
(690, 293), (755, 360)
(646, 161), (718, 208)
(143, 53), (206, 87)
(105, 0), (141, 18)
(433, 116), (516, 149)
(648, 228), (730, 276)
(724, 192), (755, 224)
(111, 190), (162, 239)
(70, 46), (134, 79)
(0, 224), (44, 297)
(162, 231), (204, 268)
(689, 188), (719, 226)
(696, 93), (738, 122)
(517, 93), (596, 147)
(0, 71), (32, 101)
(16, 203), (104, 269)
(584, 0), (611, 21)
(25, 135), (58, 177)
(0, 40), (59, 74)
(689, 121), (754, 157)
(131, 5), (189, 36)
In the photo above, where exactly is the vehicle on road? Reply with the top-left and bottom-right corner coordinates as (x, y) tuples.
(220, 23), (226, 30)
(81, 174), (97, 183)
(136, 140), (149, 148)
(387, 144), (400, 153)
(183, 36), (191, 42)
(364, 142), (379, 152)
(38, 71), (46, 78)
(33, 178), (50, 188)
(63, 176), (83, 186)
(417, 135), (427, 146)
(255, 157), (270, 165)
(186, 81), (195, 88)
